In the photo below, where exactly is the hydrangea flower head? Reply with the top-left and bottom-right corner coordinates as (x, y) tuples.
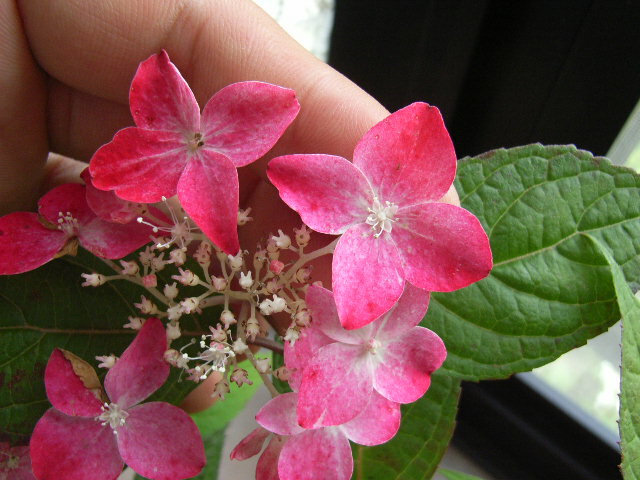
(268, 103), (493, 328)
(89, 50), (300, 254)
(29, 318), (205, 480)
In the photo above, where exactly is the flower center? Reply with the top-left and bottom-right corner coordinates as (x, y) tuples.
(56, 211), (79, 236)
(364, 338), (381, 355)
(366, 198), (398, 237)
(97, 402), (129, 432)
(6, 454), (19, 470)
(187, 132), (205, 153)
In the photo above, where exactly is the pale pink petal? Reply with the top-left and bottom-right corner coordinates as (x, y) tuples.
(117, 402), (205, 480)
(78, 217), (153, 259)
(0, 444), (36, 480)
(38, 183), (95, 226)
(297, 343), (373, 428)
(353, 103), (456, 205)
(341, 392), (401, 446)
(256, 436), (285, 480)
(105, 318), (168, 408)
(230, 427), (271, 460)
(0, 212), (66, 274)
(256, 392), (305, 436)
(284, 324), (333, 391)
(30, 409), (123, 480)
(82, 168), (143, 224)
(304, 285), (363, 345)
(201, 81), (299, 167)
(89, 127), (188, 203)
(332, 224), (404, 329)
(278, 429), (352, 480)
(394, 202), (492, 292)
(44, 349), (103, 417)
(177, 152), (240, 254)
(268, 154), (372, 234)
(374, 327), (446, 404)
(372, 283), (430, 341)
(129, 50), (200, 132)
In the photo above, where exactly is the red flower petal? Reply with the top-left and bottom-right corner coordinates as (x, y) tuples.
(394, 202), (493, 292)
(372, 283), (430, 341)
(0, 212), (66, 275)
(304, 285), (365, 345)
(341, 391), (401, 446)
(116, 402), (205, 480)
(284, 322), (333, 391)
(129, 51), (200, 132)
(30, 409), (123, 480)
(278, 429), (353, 480)
(44, 349), (103, 417)
(89, 127), (188, 203)
(230, 427), (270, 461)
(177, 152), (240, 254)
(256, 435), (285, 480)
(38, 183), (95, 227)
(201, 81), (299, 167)
(78, 216), (152, 259)
(104, 318), (169, 408)
(353, 102), (457, 205)
(268, 154), (372, 234)
(256, 392), (305, 436)
(82, 168), (142, 224)
(332, 224), (404, 329)
(374, 327), (446, 404)
(297, 342), (373, 428)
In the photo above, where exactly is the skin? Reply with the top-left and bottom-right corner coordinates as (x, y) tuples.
(1, 0), (459, 411)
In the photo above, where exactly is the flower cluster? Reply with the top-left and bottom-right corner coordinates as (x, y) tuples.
(0, 51), (492, 480)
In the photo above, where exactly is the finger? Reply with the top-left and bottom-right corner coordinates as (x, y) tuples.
(0, 0), (48, 212)
(20, 0), (388, 166)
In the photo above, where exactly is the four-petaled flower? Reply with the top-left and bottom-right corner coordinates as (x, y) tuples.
(0, 183), (155, 275)
(268, 102), (493, 329)
(286, 284), (446, 428)
(29, 318), (205, 480)
(89, 50), (300, 254)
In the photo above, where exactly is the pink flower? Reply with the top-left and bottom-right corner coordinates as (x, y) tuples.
(89, 51), (300, 254)
(0, 183), (154, 275)
(0, 442), (36, 479)
(29, 318), (205, 480)
(268, 102), (492, 329)
(287, 284), (446, 428)
(231, 391), (400, 480)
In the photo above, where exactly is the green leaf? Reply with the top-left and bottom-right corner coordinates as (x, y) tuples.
(439, 469), (486, 480)
(353, 372), (461, 480)
(0, 250), (198, 443)
(586, 235), (639, 479)
(426, 144), (640, 380)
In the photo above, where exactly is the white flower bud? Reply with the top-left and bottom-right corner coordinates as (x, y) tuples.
(254, 357), (271, 374)
(81, 273), (106, 287)
(272, 229), (291, 249)
(163, 282), (179, 300)
(232, 338), (249, 355)
(220, 310), (237, 329)
(228, 252), (244, 271)
(180, 297), (200, 314)
(237, 208), (253, 226)
(172, 268), (199, 286)
(239, 271), (253, 290)
(212, 276), (227, 291)
(246, 317), (260, 341)
(166, 322), (181, 341)
(119, 260), (139, 276)
(95, 354), (117, 369)
(169, 248), (187, 266)
(294, 225), (311, 247)
(166, 305), (183, 321)
(123, 316), (146, 330)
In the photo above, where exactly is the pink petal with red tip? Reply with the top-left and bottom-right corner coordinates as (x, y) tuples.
(30, 409), (123, 480)
(89, 127), (188, 203)
(78, 217), (152, 259)
(374, 327), (446, 404)
(177, 152), (240, 254)
(105, 318), (168, 408)
(278, 429), (352, 480)
(305, 285), (365, 345)
(284, 324), (333, 391)
(0, 212), (66, 275)
(341, 392), (401, 446)
(256, 392), (305, 436)
(129, 51), (200, 132)
(353, 103), (457, 205)
(44, 349), (102, 417)
(394, 202), (493, 292)
(332, 224), (404, 329)
(201, 81), (300, 167)
(230, 427), (271, 461)
(372, 283), (430, 341)
(117, 402), (205, 480)
(297, 343), (373, 428)
(268, 155), (372, 235)
(256, 436), (285, 480)
(82, 168), (142, 224)
(38, 183), (95, 227)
